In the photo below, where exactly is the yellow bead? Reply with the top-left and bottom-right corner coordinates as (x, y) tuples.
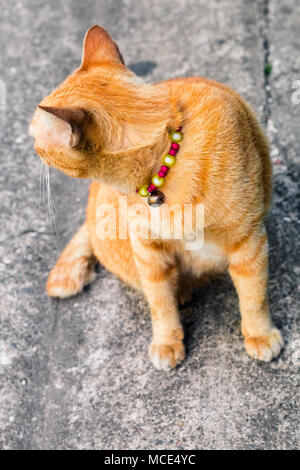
(152, 174), (165, 188)
(138, 185), (149, 197)
(162, 154), (176, 167)
(171, 131), (183, 143)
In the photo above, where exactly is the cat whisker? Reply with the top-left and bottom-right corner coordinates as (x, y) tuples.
(39, 161), (46, 210)
(44, 166), (58, 242)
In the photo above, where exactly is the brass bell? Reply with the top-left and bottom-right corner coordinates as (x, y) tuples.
(148, 190), (165, 207)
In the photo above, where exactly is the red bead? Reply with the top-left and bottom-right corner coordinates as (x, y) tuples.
(169, 149), (177, 156)
(158, 170), (166, 178)
(171, 143), (179, 150)
(161, 166), (169, 173)
(147, 184), (156, 193)
(175, 126), (182, 132)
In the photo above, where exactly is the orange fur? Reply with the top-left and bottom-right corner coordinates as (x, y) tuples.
(30, 25), (283, 370)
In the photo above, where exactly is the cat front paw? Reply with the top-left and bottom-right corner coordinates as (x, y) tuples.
(149, 340), (185, 371)
(244, 328), (284, 362)
(47, 259), (96, 298)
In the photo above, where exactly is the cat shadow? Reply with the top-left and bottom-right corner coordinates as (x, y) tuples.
(179, 273), (236, 358)
(128, 61), (157, 77)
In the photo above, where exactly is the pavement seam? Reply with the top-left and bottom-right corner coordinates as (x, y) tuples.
(36, 299), (60, 450)
(261, 0), (272, 127)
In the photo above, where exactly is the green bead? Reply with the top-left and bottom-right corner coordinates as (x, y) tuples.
(152, 174), (165, 188)
(138, 185), (149, 197)
(171, 131), (183, 143)
(162, 154), (176, 167)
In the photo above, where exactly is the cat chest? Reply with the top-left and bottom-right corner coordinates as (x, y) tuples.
(180, 239), (228, 272)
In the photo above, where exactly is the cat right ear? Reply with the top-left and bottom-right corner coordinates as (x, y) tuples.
(33, 105), (87, 148)
(79, 25), (125, 70)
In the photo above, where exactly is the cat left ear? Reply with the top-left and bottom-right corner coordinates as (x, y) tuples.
(38, 106), (87, 147)
(79, 25), (124, 70)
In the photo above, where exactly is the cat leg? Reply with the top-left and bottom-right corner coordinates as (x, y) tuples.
(133, 240), (185, 371)
(228, 225), (283, 362)
(47, 223), (96, 298)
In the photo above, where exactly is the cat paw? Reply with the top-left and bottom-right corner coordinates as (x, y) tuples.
(47, 259), (96, 298)
(149, 340), (185, 371)
(244, 328), (284, 362)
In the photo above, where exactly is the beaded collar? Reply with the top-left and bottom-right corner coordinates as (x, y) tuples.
(137, 126), (183, 206)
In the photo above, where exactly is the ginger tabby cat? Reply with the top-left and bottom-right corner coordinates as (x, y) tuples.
(29, 26), (283, 371)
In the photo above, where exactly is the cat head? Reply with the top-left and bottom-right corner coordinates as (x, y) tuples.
(29, 26), (172, 188)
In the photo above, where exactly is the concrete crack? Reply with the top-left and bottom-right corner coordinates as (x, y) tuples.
(261, 0), (272, 126)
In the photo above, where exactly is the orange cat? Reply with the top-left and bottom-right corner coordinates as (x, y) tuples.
(29, 25), (283, 371)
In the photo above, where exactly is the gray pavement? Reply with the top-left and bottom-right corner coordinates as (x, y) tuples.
(0, 0), (299, 450)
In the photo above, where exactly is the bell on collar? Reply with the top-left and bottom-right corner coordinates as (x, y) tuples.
(148, 189), (165, 207)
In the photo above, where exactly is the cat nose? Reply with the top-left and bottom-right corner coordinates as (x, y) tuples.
(28, 121), (35, 138)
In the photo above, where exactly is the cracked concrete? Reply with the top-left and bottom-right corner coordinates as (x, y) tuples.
(0, 0), (299, 450)
(260, 0), (272, 125)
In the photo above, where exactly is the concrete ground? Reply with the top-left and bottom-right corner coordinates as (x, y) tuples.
(0, 0), (299, 450)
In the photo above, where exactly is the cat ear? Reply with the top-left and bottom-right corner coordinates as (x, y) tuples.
(80, 25), (124, 70)
(38, 106), (87, 147)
